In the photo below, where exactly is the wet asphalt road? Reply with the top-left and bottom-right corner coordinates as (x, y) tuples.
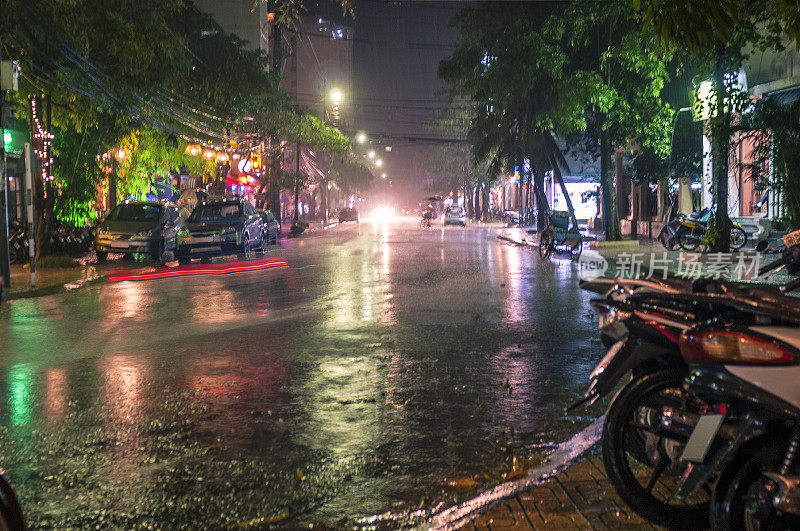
(0, 217), (602, 528)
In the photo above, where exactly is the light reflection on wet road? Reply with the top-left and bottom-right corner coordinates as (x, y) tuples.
(0, 217), (602, 528)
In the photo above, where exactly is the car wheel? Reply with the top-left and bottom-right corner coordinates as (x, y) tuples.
(151, 239), (165, 262)
(241, 233), (251, 259)
(96, 251), (108, 263)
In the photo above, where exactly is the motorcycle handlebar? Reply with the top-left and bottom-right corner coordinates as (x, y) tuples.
(759, 254), (789, 276)
(781, 277), (800, 293)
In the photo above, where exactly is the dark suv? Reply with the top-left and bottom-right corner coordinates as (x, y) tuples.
(175, 198), (263, 263)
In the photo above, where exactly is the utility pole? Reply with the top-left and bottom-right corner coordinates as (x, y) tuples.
(109, 156), (117, 210)
(24, 143), (36, 288)
(320, 80), (327, 224)
(0, 34), (14, 291)
(294, 141), (301, 222)
(0, 81), (10, 291)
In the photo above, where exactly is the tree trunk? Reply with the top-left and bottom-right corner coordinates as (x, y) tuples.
(293, 142), (300, 222)
(600, 122), (622, 240)
(532, 161), (549, 231)
(710, 54), (732, 252)
(549, 153), (579, 230)
(481, 183), (489, 220)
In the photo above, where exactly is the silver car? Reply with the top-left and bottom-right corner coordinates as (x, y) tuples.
(442, 205), (467, 227)
(95, 202), (182, 262)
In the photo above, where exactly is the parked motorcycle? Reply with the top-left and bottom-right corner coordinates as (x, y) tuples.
(673, 239), (800, 529)
(573, 262), (800, 528)
(8, 221), (29, 264)
(675, 208), (748, 252)
(572, 276), (714, 528)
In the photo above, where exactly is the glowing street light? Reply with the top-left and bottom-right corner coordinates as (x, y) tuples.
(357, 133), (367, 143)
(368, 150), (375, 159)
(330, 88), (343, 105)
(381, 173), (387, 179)
(375, 159), (383, 167)
(115, 149), (126, 160)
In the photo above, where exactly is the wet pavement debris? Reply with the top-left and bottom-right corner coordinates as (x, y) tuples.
(461, 456), (662, 530)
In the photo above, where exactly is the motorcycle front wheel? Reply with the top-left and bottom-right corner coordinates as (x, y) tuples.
(603, 369), (709, 529)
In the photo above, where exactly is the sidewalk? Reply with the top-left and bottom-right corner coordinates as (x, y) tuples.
(462, 455), (660, 530)
(4, 255), (161, 300)
(496, 224), (789, 285)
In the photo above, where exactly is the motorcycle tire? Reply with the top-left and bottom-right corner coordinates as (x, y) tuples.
(711, 434), (800, 530)
(730, 226), (748, 250)
(539, 229), (553, 259)
(676, 228), (701, 252)
(0, 472), (25, 530)
(151, 239), (165, 262)
(603, 369), (709, 529)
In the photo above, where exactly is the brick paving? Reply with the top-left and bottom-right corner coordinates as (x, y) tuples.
(461, 456), (661, 530)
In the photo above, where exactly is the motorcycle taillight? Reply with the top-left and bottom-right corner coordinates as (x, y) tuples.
(680, 331), (798, 365)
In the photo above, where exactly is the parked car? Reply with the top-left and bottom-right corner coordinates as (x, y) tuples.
(443, 205), (467, 227)
(503, 210), (520, 226)
(256, 209), (281, 243)
(339, 207), (359, 223)
(175, 198), (263, 263)
(95, 201), (182, 262)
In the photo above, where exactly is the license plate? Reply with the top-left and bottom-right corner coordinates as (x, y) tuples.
(681, 414), (724, 463)
(110, 241), (130, 249)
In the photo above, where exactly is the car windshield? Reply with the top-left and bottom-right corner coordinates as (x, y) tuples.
(188, 203), (242, 222)
(106, 203), (161, 222)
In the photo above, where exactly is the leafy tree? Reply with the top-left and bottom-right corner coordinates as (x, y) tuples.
(737, 97), (800, 228)
(439, 2), (591, 230)
(440, 1), (672, 238)
(553, 0), (673, 239)
(635, 0), (797, 250)
(5, 0), (364, 254)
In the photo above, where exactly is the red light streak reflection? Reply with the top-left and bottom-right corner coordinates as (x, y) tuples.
(107, 257), (288, 282)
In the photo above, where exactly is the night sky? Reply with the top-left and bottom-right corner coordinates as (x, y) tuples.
(312, 0), (471, 206)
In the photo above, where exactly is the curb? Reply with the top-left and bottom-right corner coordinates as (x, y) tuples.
(422, 417), (604, 530)
(589, 239), (640, 250)
(497, 235), (527, 246)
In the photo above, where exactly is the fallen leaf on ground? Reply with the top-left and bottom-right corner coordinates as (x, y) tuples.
(442, 477), (478, 489)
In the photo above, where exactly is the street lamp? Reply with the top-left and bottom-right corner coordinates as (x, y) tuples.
(116, 148), (126, 160)
(381, 173), (387, 179)
(357, 133), (367, 143)
(375, 159), (383, 167)
(330, 88), (343, 105)
(368, 150), (375, 159)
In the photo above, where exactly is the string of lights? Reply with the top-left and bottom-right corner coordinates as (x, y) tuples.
(29, 95), (54, 182)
